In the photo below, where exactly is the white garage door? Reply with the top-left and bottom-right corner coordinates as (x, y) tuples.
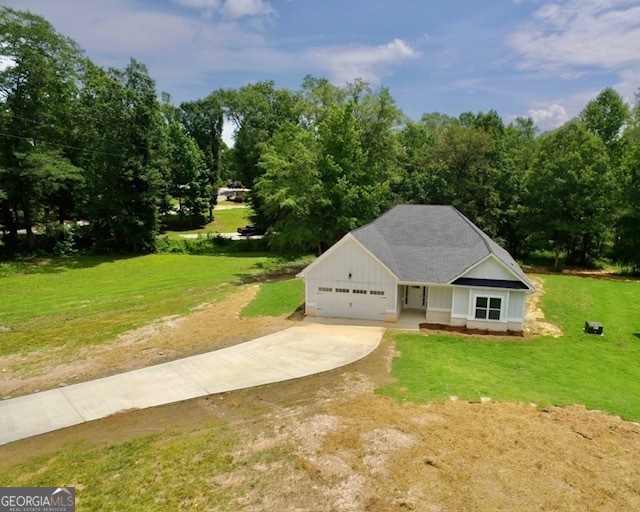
(315, 288), (387, 321)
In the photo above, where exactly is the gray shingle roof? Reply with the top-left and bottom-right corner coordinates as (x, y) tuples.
(351, 204), (533, 289)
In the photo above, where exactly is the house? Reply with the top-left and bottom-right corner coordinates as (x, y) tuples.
(296, 204), (534, 332)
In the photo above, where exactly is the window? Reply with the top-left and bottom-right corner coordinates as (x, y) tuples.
(336, 288), (349, 293)
(318, 287), (332, 292)
(370, 290), (385, 296)
(475, 296), (502, 321)
(352, 289), (367, 294)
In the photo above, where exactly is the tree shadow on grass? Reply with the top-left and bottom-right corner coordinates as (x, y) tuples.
(2, 255), (141, 276)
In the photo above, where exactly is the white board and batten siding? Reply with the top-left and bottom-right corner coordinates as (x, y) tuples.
(305, 237), (397, 321)
(451, 286), (527, 330)
(506, 291), (527, 330)
(425, 285), (453, 324)
(462, 255), (519, 281)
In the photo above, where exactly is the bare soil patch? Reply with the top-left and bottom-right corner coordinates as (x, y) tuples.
(0, 285), (292, 398)
(2, 334), (639, 511)
(525, 265), (640, 282)
(524, 275), (563, 338)
(2, 275), (638, 510)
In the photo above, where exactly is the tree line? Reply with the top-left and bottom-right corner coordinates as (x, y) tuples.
(230, 79), (640, 272)
(1, 7), (640, 272)
(0, 8), (223, 254)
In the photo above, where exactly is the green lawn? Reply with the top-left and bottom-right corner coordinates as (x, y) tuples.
(380, 274), (640, 421)
(0, 430), (247, 511)
(0, 254), (272, 356)
(210, 207), (251, 233)
(241, 279), (305, 318)
(162, 207), (251, 237)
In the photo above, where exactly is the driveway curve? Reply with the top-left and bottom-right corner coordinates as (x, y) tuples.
(0, 322), (384, 445)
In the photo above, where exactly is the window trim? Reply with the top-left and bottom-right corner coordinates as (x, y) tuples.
(473, 295), (503, 322)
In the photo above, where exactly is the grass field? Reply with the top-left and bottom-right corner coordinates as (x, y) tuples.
(1, 272), (640, 509)
(0, 254), (273, 357)
(241, 279), (305, 318)
(162, 207), (251, 237)
(0, 428), (247, 510)
(380, 274), (640, 421)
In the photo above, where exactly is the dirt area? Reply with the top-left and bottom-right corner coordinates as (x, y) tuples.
(2, 276), (639, 510)
(525, 265), (639, 282)
(0, 285), (293, 398)
(524, 276), (563, 338)
(2, 333), (639, 511)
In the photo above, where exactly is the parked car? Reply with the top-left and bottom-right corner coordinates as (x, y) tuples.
(226, 181), (243, 189)
(237, 225), (266, 236)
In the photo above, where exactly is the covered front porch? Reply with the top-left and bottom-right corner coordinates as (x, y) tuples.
(397, 283), (454, 326)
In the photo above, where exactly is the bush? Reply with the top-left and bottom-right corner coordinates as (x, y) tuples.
(156, 234), (269, 255)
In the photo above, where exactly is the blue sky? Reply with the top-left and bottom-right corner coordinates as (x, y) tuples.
(5, 0), (640, 134)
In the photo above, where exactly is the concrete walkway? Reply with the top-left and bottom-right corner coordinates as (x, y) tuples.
(0, 323), (384, 446)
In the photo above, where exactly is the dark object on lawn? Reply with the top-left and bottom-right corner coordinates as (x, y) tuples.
(237, 225), (266, 236)
(584, 321), (604, 335)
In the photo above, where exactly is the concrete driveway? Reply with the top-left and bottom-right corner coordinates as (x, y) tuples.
(0, 323), (384, 446)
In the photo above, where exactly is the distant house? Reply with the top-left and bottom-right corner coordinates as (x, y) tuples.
(297, 205), (534, 332)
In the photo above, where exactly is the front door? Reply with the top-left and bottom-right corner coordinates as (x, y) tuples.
(405, 285), (426, 309)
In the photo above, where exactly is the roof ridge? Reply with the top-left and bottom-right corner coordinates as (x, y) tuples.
(451, 207), (493, 255)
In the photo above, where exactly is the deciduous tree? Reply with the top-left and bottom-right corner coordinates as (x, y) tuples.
(0, 7), (84, 248)
(525, 121), (614, 270)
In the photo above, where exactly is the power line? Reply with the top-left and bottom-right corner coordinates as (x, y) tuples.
(0, 131), (124, 158)
(2, 110), (154, 154)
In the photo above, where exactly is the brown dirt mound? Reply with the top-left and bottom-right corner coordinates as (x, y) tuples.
(2, 335), (639, 511)
(419, 322), (524, 338)
(2, 274), (638, 510)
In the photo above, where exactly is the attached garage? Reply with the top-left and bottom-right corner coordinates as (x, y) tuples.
(315, 287), (387, 320)
(297, 205), (535, 331)
(300, 235), (398, 322)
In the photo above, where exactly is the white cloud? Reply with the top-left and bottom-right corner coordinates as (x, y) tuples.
(222, 0), (274, 19)
(306, 39), (419, 85)
(522, 103), (570, 131)
(172, 0), (274, 19)
(173, 0), (221, 8)
(3, 0), (271, 69)
(508, 0), (640, 71)
(615, 69), (640, 105)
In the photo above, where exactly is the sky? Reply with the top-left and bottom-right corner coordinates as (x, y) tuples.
(4, 0), (640, 137)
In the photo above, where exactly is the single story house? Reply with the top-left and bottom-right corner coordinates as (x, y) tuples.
(297, 204), (535, 332)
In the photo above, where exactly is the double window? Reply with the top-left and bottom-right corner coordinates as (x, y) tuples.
(474, 296), (502, 321)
